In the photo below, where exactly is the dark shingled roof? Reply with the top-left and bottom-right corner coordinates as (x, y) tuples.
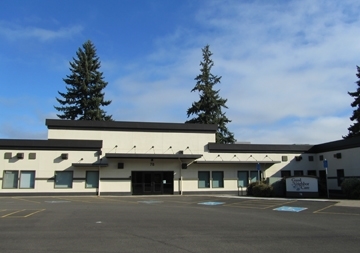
(46, 119), (217, 133)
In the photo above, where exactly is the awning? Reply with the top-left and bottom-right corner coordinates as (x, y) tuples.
(72, 162), (108, 167)
(105, 153), (202, 160)
(194, 160), (281, 164)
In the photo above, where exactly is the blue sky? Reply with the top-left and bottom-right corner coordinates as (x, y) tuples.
(1, 0), (360, 144)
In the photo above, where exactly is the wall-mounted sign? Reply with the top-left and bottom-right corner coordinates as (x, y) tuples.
(285, 176), (318, 197)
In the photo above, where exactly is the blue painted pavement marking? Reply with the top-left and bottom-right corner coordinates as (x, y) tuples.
(273, 206), (308, 212)
(198, 201), (225, 206)
(45, 201), (71, 203)
(138, 200), (164, 204)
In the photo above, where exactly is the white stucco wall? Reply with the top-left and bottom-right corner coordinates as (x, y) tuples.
(48, 129), (215, 155)
(0, 149), (98, 194)
(1, 124), (360, 195)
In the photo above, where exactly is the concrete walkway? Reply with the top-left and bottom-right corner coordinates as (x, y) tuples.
(334, 199), (360, 207)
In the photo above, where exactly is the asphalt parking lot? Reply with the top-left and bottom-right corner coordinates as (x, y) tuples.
(1, 195), (360, 253)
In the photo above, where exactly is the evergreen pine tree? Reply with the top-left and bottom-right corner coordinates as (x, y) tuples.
(186, 45), (236, 144)
(344, 66), (360, 138)
(55, 40), (112, 121)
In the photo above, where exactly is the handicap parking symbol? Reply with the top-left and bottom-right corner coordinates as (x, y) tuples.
(198, 201), (225, 206)
(273, 206), (307, 212)
(138, 200), (163, 204)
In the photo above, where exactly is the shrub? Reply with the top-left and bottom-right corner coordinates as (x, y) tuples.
(271, 178), (286, 197)
(247, 181), (260, 196)
(341, 178), (360, 199)
(351, 184), (360, 199)
(252, 183), (273, 197)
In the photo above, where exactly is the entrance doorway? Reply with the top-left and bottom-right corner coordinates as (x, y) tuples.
(131, 171), (174, 195)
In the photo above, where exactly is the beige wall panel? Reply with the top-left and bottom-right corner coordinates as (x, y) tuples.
(99, 180), (131, 193)
(48, 129), (214, 154)
(182, 179), (198, 192)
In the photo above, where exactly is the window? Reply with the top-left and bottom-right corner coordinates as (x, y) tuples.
(250, 171), (261, 182)
(308, 156), (314, 161)
(294, 170), (304, 176)
(212, 171), (224, 188)
(2, 171), (18, 189)
(307, 170), (317, 176)
(55, 171), (73, 188)
(281, 156), (288, 162)
(319, 155), (324, 161)
(4, 152), (12, 159)
(238, 171), (249, 187)
(20, 171), (35, 189)
(2, 170), (35, 189)
(198, 171), (210, 188)
(86, 171), (99, 188)
(281, 170), (291, 177)
(337, 169), (345, 187)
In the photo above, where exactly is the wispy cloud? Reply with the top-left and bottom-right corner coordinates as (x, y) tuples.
(2, 1), (359, 144)
(0, 21), (83, 41)
(108, 0), (360, 143)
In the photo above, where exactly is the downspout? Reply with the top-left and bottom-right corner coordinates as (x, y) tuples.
(97, 152), (102, 197)
(178, 158), (183, 195)
(180, 163), (183, 195)
(98, 164), (101, 196)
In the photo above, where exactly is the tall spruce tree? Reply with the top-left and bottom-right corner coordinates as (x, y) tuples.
(186, 45), (236, 144)
(344, 66), (360, 138)
(55, 40), (112, 121)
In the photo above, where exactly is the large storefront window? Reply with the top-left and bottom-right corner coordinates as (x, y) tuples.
(198, 171), (210, 188)
(212, 171), (224, 188)
(2, 171), (18, 189)
(55, 171), (73, 188)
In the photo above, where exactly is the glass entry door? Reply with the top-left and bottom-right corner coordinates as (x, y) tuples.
(144, 172), (162, 194)
(132, 171), (173, 195)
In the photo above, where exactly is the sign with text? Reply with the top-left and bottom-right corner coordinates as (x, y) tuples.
(286, 176), (318, 197)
